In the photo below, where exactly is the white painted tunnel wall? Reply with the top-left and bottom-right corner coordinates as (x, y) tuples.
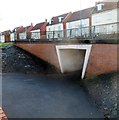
(56, 45), (92, 79)
(59, 49), (85, 72)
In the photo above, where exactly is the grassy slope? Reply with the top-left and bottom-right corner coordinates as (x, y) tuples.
(0, 42), (13, 47)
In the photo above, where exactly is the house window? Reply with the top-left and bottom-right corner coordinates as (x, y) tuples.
(58, 17), (64, 22)
(48, 28), (51, 31)
(31, 32), (40, 39)
(107, 12), (112, 21)
(95, 14), (101, 23)
(53, 27), (55, 31)
(58, 26), (61, 30)
(58, 33), (60, 37)
(96, 3), (104, 11)
(48, 34), (50, 38)
(74, 22), (78, 28)
(68, 23), (71, 29)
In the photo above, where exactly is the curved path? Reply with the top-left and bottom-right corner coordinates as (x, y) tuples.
(2, 73), (103, 118)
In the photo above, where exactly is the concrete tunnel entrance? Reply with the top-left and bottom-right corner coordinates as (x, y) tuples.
(56, 45), (92, 79)
(57, 49), (86, 73)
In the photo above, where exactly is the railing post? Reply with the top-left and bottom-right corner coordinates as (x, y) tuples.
(92, 26), (96, 43)
(81, 27), (83, 40)
(70, 29), (72, 39)
(63, 29), (65, 38)
(53, 31), (55, 41)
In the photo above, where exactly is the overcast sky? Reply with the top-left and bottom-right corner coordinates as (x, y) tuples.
(0, 0), (99, 31)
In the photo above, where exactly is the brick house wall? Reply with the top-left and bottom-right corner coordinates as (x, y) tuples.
(40, 21), (47, 39)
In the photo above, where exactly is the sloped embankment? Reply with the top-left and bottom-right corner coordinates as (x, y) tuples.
(1, 44), (59, 74)
(80, 72), (118, 118)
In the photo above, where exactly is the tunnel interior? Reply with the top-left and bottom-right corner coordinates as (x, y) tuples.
(59, 49), (86, 73)
(56, 45), (92, 79)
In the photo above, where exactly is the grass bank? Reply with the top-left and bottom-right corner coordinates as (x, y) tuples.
(0, 42), (13, 47)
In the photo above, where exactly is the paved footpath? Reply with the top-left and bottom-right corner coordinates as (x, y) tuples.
(0, 107), (7, 120)
(2, 73), (104, 118)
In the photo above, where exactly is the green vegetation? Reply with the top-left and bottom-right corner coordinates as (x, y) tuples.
(0, 42), (13, 47)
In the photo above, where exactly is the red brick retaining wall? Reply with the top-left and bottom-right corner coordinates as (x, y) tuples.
(15, 43), (118, 77)
(15, 43), (60, 69)
(86, 44), (118, 77)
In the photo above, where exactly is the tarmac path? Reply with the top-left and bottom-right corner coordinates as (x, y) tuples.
(2, 73), (103, 118)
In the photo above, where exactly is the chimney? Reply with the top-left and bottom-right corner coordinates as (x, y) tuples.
(31, 23), (33, 26)
(45, 19), (47, 22)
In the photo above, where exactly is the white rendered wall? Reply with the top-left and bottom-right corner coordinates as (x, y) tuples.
(46, 23), (63, 38)
(10, 33), (15, 41)
(19, 32), (27, 39)
(66, 19), (90, 37)
(92, 9), (118, 34)
(92, 9), (118, 26)
(31, 29), (40, 39)
(66, 19), (90, 29)
(0, 35), (5, 43)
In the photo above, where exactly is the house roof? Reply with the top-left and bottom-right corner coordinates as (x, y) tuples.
(12, 27), (20, 32)
(47, 13), (70, 26)
(19, 25), (31, 33)
(67, 7), (94, 22)
(92, 2), (119, 14)
(12, 26), (23, 33)
(16, 26), (24, 34)
(31, 22), (45, 31)
(1, 30), (11, 35)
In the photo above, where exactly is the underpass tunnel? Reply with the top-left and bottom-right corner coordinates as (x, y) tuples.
(56, 45), (92, 79)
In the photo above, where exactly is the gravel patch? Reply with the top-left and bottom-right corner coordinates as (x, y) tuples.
(1, 44), (59, 74)
(80, 72), (118, 119)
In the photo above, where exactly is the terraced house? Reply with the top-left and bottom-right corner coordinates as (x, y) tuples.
(66, 7), (94, 38)
(46, 12), (72, 39)
(0, 30), (11, 43)
(10, 26), (24, 41)
(92, 2), (119, 37)
(31, 20), (47, 40)
(19, 23), (33, 40)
